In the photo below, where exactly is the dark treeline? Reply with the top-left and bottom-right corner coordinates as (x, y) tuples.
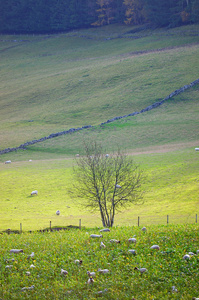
(0, 0), (199, 34)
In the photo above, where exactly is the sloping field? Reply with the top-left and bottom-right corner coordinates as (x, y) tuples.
(0, 24), (199, 231)
(0, 147), (198, 231)
(0, 24), (199, 151)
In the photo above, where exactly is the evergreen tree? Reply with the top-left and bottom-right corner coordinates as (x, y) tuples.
(191, 0), (199, 23)
(145, 0), (175, 27)
(49, 0), (71, 32)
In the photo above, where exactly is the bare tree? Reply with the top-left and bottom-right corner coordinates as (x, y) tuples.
(70, 142), (144, 227)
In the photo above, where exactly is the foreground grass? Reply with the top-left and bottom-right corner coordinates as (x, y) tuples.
(0, 225), (198, 299)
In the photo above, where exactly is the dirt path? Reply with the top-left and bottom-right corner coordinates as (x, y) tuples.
(127, 141), (199, 156)
(11, 140), (198, 164)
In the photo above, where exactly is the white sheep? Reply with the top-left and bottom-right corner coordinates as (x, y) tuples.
(61, 268), (68, 275)
(100, 228), (110, 232)
(172, 286), (178, 293)
(100, 241), (106, 248)
(141, 227), (147, 232)
(31, 190), (38, 196)
(98, 268), (109, 274)
(74, 259), (82, 265)
(195, 148), (199, 151)
(30, 264), (36, 268)
(56, 210), (60, 215)
(5, 160), (11, 164)
(115, 184), (121, 188)
(87, 277), (94, 284)
(134, 267), (147, 274)
(95, 288), (108, 295)
(87, 271), (96, 277)
(90, 234), (103, 238)
(110, 239), (120, 243)
(128, 237), (136, 244)
(183, 254), (190, 260)
(21, 285), (35, 291)
(5, 265), (13, 269)
(150, 245), (160, 250)
(27, 252), (34, 259)
(10, 249), (23, 254)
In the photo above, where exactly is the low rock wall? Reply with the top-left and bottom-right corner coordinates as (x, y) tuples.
(100, 78), (199, 125)
(0, 78), (199, 155)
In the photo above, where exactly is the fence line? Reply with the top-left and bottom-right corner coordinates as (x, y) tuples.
(131, 214), (198, 227)
(1, 214), (198, 234)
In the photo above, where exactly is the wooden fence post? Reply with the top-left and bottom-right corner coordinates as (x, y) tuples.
(79, 219), (81, 230)
(20, 223), (22, 234)
(167, 215), (169, 224)
(50, 221), (52, 231)
(138, 216), (140, 227)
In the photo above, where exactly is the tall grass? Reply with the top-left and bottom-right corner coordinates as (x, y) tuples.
(1, 225), (199, 299)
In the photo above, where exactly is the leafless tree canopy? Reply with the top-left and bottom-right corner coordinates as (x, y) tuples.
(70, 142), (144, 227)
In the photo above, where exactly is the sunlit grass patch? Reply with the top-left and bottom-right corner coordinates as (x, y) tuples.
(0, 225), (198, 299)
(0, 147), (198, 231)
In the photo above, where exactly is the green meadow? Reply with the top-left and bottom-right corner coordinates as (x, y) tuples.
(1, 225), (199, 299)
(1, 24), (199, 149)
(0, 23), (199, 299)
(0, 23), (199, 230)
(0, 147), (198, 231)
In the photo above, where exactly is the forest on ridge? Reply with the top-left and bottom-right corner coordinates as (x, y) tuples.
(1, 0), (199, 34)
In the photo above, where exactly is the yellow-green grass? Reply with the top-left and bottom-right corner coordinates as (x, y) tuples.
(0, 23), (199, 232)
(0, 86), (198, 230)
(1, 24), (199, 149)
(0, 146), (198, 231)
(0, 225), (199, 299)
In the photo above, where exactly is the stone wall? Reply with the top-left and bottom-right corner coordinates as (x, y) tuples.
(0, 125), (92, 155)
(0, 78), (198, 155)
(100, 78), (199, 125)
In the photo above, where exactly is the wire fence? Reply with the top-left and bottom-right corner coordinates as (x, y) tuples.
(122, 214), (198, 227)
(1, 214), (198, 234)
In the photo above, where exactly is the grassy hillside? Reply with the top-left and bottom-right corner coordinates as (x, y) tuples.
(17, 83), (199, 158)
(0, 146), (198, 231)
(0, 24), (199, 231)
(0, 24), (199, 151)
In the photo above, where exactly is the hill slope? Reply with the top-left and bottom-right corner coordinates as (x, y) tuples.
(0, 24), (199, 155)
(0, 25), (199, 230)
